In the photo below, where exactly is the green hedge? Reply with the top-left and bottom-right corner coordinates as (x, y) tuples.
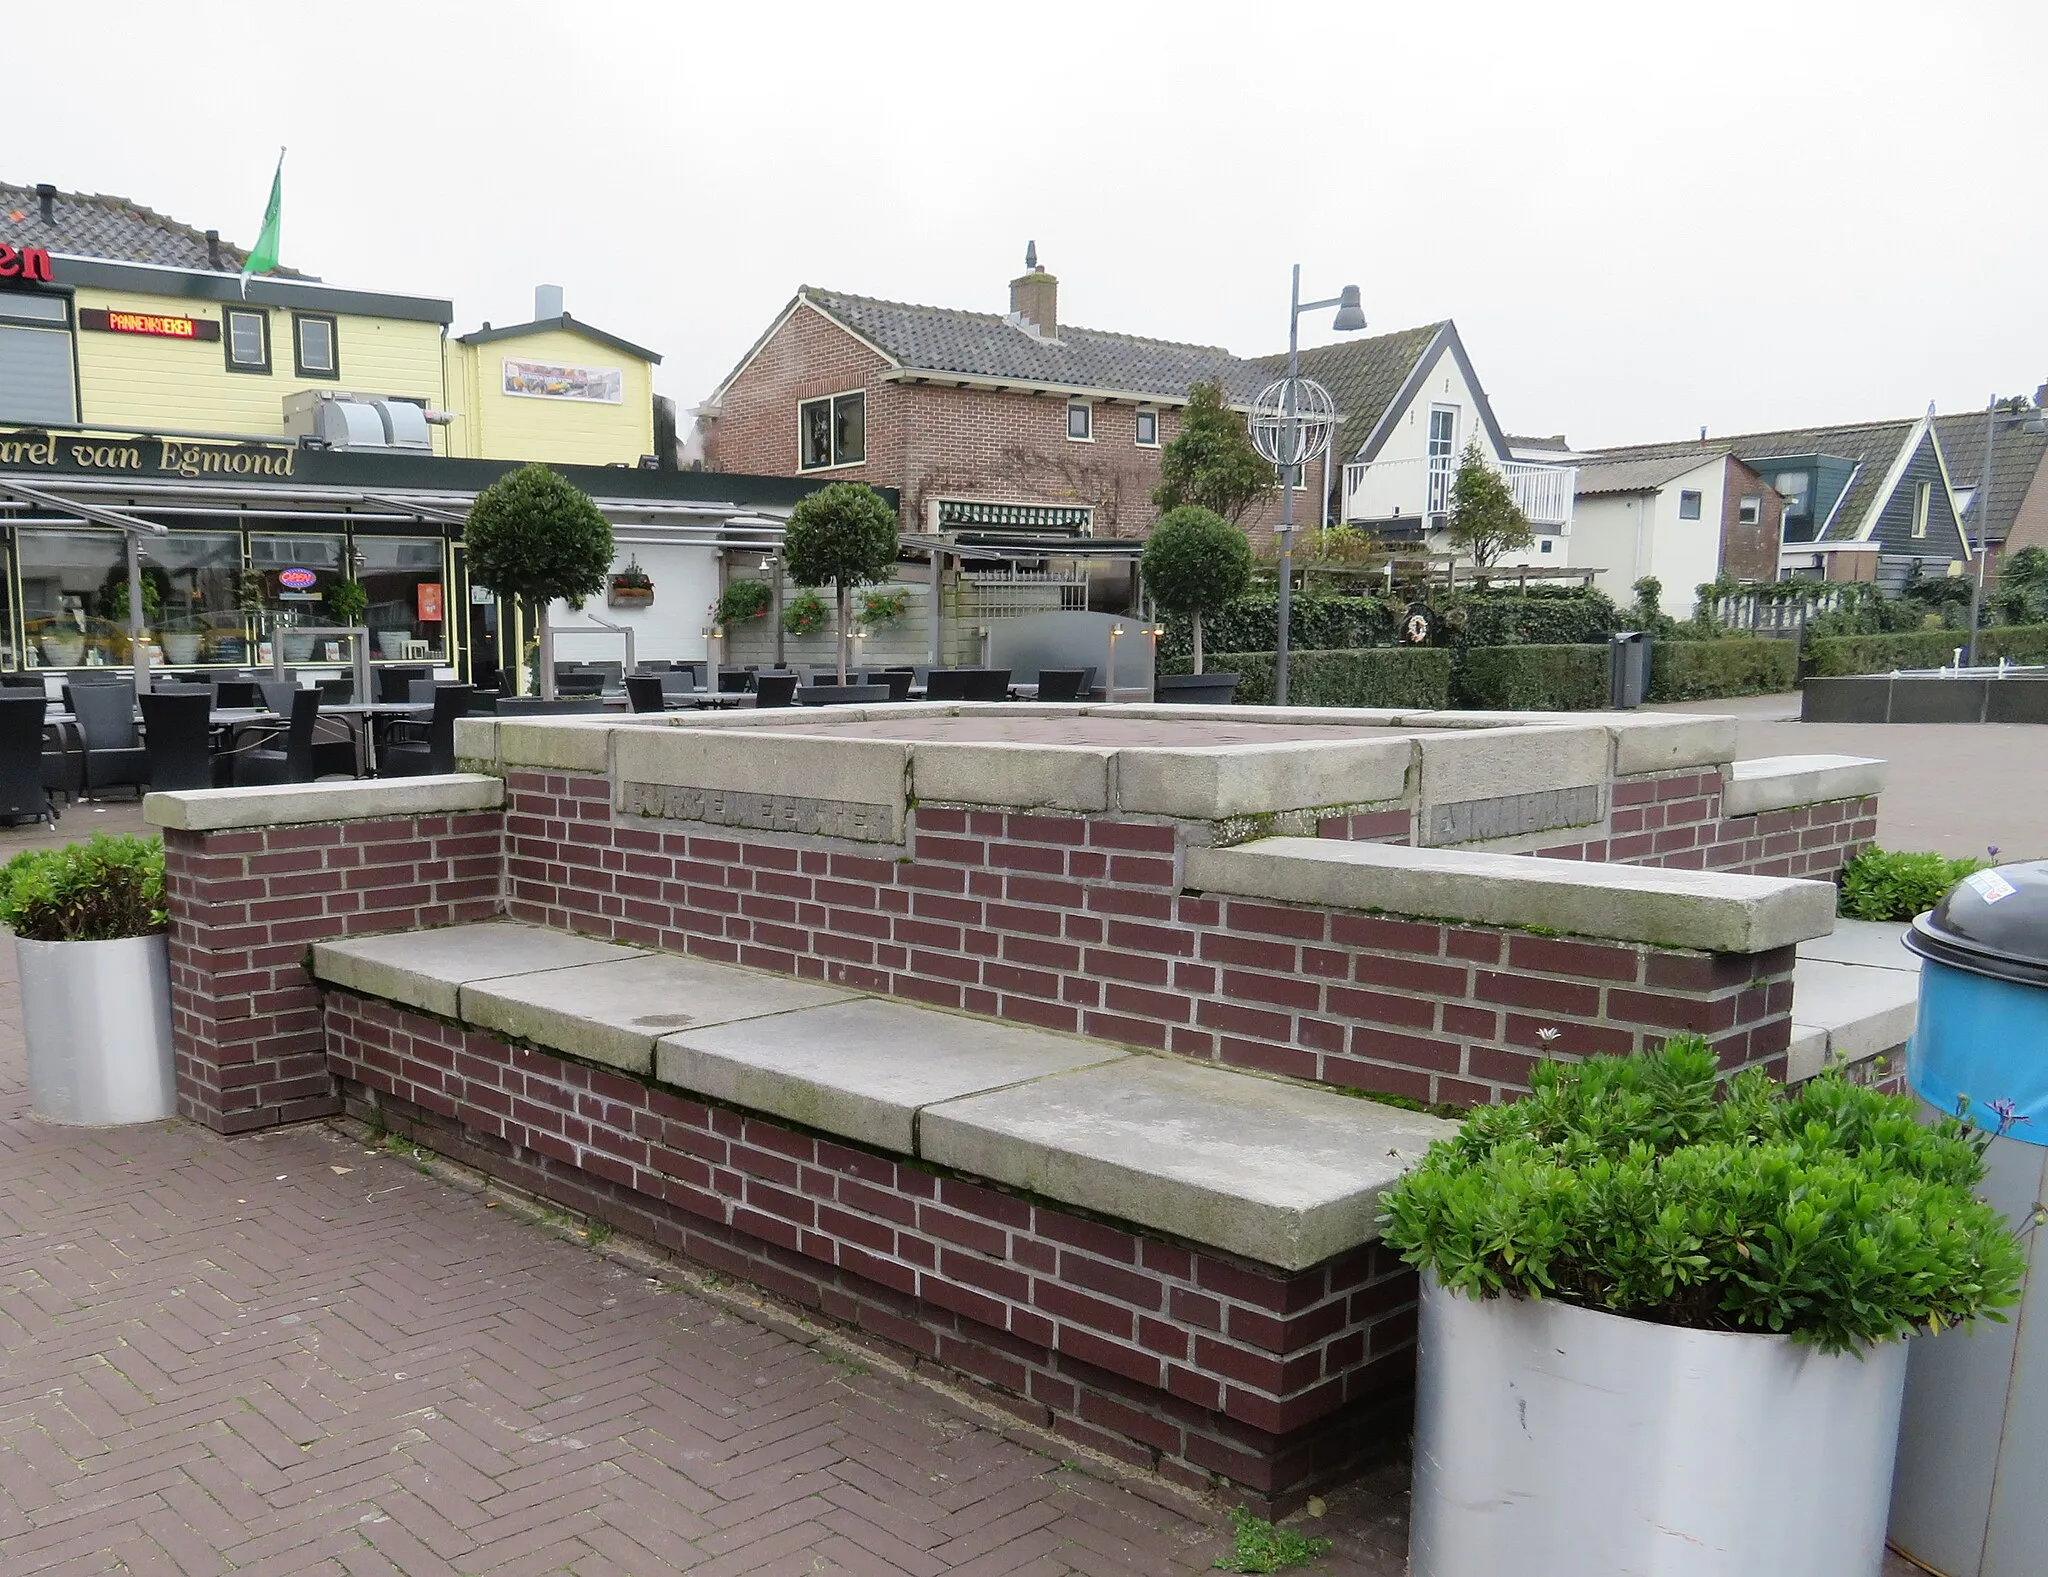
(1802, 623), (2048, 677)
(1453, 644), (1610, 710)
(1646, 637), (1798, 702)
(1156, 587), (1621, 665)
(1192, 647), (1453, 708)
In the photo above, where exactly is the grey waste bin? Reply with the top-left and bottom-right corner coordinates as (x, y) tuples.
(1609, 631), (1652, 709)
(1890, 861), (2048, 1577)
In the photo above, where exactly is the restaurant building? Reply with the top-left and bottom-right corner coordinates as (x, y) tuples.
(0, 181), (812, 683)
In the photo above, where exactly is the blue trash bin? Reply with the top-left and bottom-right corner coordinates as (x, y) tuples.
(1890, 861), (2048, 1577)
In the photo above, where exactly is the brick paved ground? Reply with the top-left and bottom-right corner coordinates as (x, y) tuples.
(0, 870), (1409, 1576)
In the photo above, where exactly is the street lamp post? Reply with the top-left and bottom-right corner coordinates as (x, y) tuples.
(1264, 267), (1365, 706)
(1966, 388), (2048, 667)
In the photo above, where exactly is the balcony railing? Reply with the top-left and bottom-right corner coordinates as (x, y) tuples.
(1342, 456), (1576, 529)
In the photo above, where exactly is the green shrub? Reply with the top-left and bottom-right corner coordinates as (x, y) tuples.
(1441, 587), (1619, 649)
(1802, 623), (2048, 676)
(1453, 643), (1609, 709)
(1181, 647), (1453, 708)
(0, 834), (166, 942)
(1647, 637), (1798, 701)
(1157, 595), (1393, 665)
(1838, 847), (1986, 921)
(781, 589), (830, 637)
(1378, 1039), (2025, 1354)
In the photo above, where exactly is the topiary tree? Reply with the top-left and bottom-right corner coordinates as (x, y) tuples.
(1141, 506), (1253, 673)
(782, 482), (899, 681)
(1443, 440), (1534, 568)
(464, 464), (614, 698)
(1151, 382), (1273, 524)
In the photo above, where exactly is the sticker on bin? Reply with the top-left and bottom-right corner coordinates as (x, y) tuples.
(1967, 869), (2019, 905)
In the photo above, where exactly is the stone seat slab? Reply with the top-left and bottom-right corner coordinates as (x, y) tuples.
(1785, 955), (1921, 1082)
(460, 954), (862, 1076)
(655, 998), (1131, 1152)
(919, 1058), (1459, 1271)
(312, 923), (640, 1018)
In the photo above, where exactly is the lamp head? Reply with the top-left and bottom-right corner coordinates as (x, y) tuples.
(1331, 285), (1367, 333)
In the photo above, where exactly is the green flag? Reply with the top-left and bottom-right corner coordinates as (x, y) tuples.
(240, 150), (283, 293)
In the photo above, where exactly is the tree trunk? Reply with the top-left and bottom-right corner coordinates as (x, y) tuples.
(836, 582), (849, 683)
(1191, 611), (1205, 676)
(537, 600), (555, 700)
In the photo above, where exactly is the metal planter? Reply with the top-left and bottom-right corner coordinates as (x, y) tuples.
(1410, 1274), (1907, 1576)
(17, 933), (176, 1124)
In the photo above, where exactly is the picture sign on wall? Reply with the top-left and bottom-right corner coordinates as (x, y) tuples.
(501, 359), (623, 404)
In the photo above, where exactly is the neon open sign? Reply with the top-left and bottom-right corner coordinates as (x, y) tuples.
(277, 568), (319, 591)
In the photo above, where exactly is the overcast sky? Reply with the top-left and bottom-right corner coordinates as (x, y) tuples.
(14, 0), (2045, 448)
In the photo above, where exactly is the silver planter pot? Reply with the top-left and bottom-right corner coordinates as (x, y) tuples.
(1410, 1273), (1907, 1576)
(17, 933), (176, 1124)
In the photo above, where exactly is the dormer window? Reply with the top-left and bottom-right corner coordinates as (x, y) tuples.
(1066, 401), (1093, 442)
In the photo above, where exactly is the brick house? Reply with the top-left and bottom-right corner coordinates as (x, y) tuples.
(696, 252), (1496, 555)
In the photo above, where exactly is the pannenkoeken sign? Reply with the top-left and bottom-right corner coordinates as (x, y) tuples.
(0, 429), (296, 479)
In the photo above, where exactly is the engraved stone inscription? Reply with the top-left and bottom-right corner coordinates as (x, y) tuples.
(621, 781), (896, 842)
(1423, 783), (1603, 846)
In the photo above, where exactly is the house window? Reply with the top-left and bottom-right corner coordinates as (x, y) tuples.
(1067, 400), (1093, 442)
(797, 391), (865, 469)
(1737, 494), (1762, 526)
(1134, 408), (1158, 447)
(1678, 490), (1703, 520)
(1426, 406), (1457, 518)
(223, 307), (270, 374)
(292, 313), (338, 379)
(0, 291), (77, 425)
(1539, 538), (1553, 554)
(1911, 480), (1932, 538)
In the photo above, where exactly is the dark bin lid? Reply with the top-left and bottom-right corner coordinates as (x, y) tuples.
(1905, 860), (2048, 986)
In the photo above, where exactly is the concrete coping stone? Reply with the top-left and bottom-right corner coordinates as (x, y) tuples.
(311, 919), (1460, 1267)
(920, 1058), (1458, 1271)
(1725, 754), (1887, 818)
(1185, 836), (1837, 954)
(145, 773), (503, 832)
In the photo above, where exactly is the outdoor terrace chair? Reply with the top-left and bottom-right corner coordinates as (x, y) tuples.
(0, 694), (58, 825)
(234, 689), (320, 787)
(139, 690), (224, 791)
(1034, 668), (1088, 702)
(257, 680), (300, 716)
(625, 675), (667, 713)
(377, 666), (431, 704)
(963, 668), (1012, 703)
(69, 682), (149, 799)
(556, 671), (606, 697)
(317, 677), (354, 705)
(752, 673), (799, 709)
(380, 685), (472, 778)
(717, 669), (752, 694)
(797, 684), (890, 706)
(924, 668), (972, 701)
(864, 670), (914, 703)
(657, 670), (696, 698)
(214, 680), (264, 710)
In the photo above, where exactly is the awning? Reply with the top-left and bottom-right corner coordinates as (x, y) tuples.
(899, 531), (1145, 562)
(0, 477), (167, 535)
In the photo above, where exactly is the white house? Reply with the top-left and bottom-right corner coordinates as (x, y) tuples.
(1292, 321), (1576, 565)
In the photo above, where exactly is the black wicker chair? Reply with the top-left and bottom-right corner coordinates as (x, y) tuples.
(0, 694), (57, 825)
(624, 675), (667, 713)
(70, 682), (149, 798)
(380, 685), (472, 777)
(234, 689), (320, 786)
(140, 690), (224, 791)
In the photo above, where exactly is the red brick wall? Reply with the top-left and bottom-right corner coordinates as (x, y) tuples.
(162, 812), (502, 1134)
(1719, 457), (1785, 585)
(702, 299), (1325, 543)
(324, 993), (1416, 1511)
(503, 773), (1797, 1107)
(1318, 768), (1877, 883)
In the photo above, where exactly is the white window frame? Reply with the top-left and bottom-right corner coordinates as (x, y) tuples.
(1066, 400), (1093, 443)
(797, 388), (867, 471)
(1677, 490), (1703, 521)
(1425, 405), (1457, 518)
(1133, 406), (1158, 448)
(1737, 493), (1763, 526)
(223, 306), (269, 373)
(1910, 479), (1931, 539)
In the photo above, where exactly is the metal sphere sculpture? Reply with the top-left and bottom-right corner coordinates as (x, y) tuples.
(1248, 376), (1338, 470)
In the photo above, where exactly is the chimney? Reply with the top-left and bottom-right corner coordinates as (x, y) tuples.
(534, 283), (564, 321)
(1009, 241), (1057, 339)
(205, 229), (222, 269)
(35, 183), (56, 224)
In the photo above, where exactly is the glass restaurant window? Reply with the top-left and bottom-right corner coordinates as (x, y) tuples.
(355, 536), (448, 659)
(18, 530), (128, 668)
(145, 531), (244, 664)
(249, 533), (343, 660)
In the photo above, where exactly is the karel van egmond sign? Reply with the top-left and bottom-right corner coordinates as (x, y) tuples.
(0, 428), (296, 480)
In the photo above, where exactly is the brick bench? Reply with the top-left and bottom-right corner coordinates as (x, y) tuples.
(312, 919), (1456, 1511)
